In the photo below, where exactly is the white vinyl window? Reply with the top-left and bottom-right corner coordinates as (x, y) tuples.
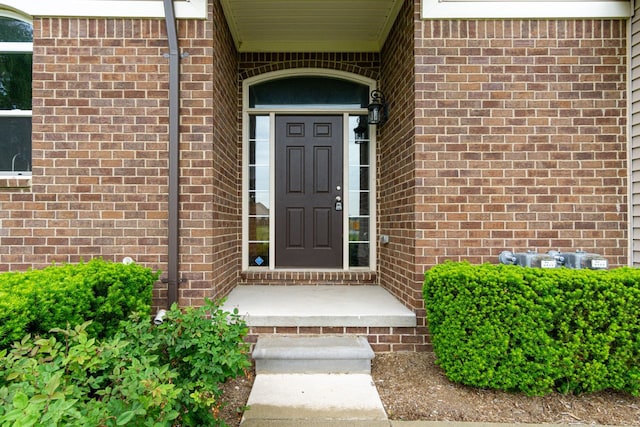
(0, 14), (32, 176)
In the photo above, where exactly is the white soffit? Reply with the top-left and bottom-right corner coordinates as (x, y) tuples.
(0, 0), (207, 19)
(220, 0), (404, 53)
(422, 0), (631, 19)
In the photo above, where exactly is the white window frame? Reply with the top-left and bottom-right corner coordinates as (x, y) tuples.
(241, 69), (378, 272)
(0, 0), (206, 19)
(0, 13), (32, 177)
(422, 0), (631, 19)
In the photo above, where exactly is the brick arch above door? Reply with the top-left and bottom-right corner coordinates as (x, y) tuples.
(238, 52), (380, 82)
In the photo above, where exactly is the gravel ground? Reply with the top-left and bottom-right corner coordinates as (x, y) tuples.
(220, 351), (640, 427)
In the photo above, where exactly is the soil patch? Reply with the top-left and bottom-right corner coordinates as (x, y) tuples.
(220, 352), (640, 426)
(373, 352), (640, 425)
(220, 370), (255, 427)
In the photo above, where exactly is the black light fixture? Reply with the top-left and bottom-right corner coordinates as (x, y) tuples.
(367, 89), (388, 127)
(353, 116), (368, 143)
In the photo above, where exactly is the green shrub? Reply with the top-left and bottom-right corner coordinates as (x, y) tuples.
(0, 259), (159, 349)
(423, 262), (640, 396)
(77, 259), (158, 338)
(0, 299), (251, 427)
(127, 299), (252, 425)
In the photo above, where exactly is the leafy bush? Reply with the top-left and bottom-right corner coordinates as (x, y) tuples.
(423, 262), (640, 396)
(129, 300), (252, 425)
(0, 299), (251, 427)
(0, 259), (158, 349)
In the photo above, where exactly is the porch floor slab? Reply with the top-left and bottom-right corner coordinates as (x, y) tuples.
(222, 285), (416, 327)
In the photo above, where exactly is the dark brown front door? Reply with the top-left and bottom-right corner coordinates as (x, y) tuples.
(275, 115), (343, 268)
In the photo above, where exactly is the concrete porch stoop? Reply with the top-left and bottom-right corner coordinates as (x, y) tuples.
(252, 335), (375, 374)
(221, 285), (416, 426)
(241, 335), (388, 427)
(221, 285), (416, 331)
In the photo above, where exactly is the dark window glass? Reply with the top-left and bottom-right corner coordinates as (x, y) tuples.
(0, 116), (31, 173)
(349, 243), (369, 267)
(249, 243), (269, 267)
(0, 16), (32, 173)
(249, 76), (369, 109)
(0, 53), (32, 110)
(0, 17), (32, 42)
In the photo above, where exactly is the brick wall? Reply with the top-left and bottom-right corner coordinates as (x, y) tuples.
(247, 325), (425, 353)
(376, 0), (430, 350)
(0, 17), (173, 274)
(414, 18), (628, 270)
(0, 5), (241, 310)
(239, 52), (380, 81)
(375, 2), (628, 350)
(185, 0), (240, 306)
(0, 1), (629, 352)
(240, 270), (377, 286)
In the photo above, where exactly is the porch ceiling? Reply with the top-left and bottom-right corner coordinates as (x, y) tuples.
(219, 0), (404, 53)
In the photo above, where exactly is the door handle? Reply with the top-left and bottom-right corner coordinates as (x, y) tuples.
(335, 196), (342, 211)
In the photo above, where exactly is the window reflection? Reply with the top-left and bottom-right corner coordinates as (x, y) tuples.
(246, 113), (373, 269)
(348, 115), (370, 267)
(0, 17), (32, 42)
(0, 16), (32, 174)
(250, 77), (369, 109)
(248, 115), (270, 267)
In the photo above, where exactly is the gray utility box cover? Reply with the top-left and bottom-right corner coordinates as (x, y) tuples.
(499, 250), (556, 268)
(558, 250), (608, 270)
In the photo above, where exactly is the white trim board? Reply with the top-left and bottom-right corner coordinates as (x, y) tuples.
(422, 0), (631, 19)
(0, 0), (206, 19)
(241, 69), (378, 272)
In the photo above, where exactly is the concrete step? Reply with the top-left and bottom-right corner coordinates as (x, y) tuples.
(240, 373), (388, 427)
(253, 335), (375, 374)
(222, 285), (416, 327)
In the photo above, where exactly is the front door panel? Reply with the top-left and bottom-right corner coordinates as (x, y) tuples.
(275, 115), (343, 268)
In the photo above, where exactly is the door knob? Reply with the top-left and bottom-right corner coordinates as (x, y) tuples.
(335, 196), (342, 211)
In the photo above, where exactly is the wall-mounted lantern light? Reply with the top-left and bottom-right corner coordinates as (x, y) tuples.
(367, 89), (388, 127)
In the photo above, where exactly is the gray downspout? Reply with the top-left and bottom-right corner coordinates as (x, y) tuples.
(163, 0), (180, 308)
